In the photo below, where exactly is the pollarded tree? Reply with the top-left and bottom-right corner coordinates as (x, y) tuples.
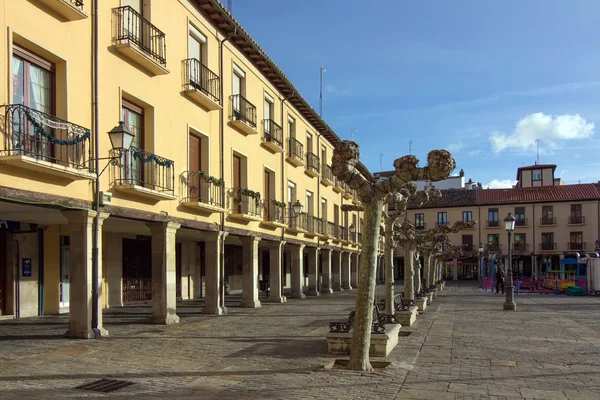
(434, 242), (465, 284)
(332, 141), (455, 372)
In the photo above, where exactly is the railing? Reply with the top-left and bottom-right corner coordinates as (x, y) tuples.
(350, 232), (356, 242)
(340, 226), (348, 241)
(327, 221), (338, 238)
(487, 220), (499, 228)
(568, 242), (586, 251)
(358, 232), (363, 243)
(415, 223), (426, 230)
(232, 188), (263, 217)
(288, 211), (308, 231)
(513, 243), (529, 252)
(539, 243), (557, 251)
(112, 6), (166, 66)
(306, 152), (320, 173)
(435, 222), (447, 228)
(0, 104), (92, 171)
(569, 216), (586, 224)
(263, 119), (283, 148)
(230, 94), (257, 128)
(338, 180), (347, 192)
(181, 171), (224, 208)
(487, 243), (502, 252)
(110, 146), (174, 194)
(515, 218), (528, 226)
(265, 202), (285, 224)
(182, 58), (220, 104)
(287, 137), (304, 161)
(540, 217), (556, 225)
(322, 164), (334, 183)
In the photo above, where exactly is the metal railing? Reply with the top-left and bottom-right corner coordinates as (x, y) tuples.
(232, 188), (263, 217)
(568, 242), (586, 251)
(230, 94), (257, 128)
(540, 217), (556, 225)
(0, 104), (92, 171)
(487, 243), (502, 252)
(306, 152), (320, 173)
(539, 243), (557, 251)
(327, 221), (338, 238)
(110, 146), (174, 194)
(340, 226), (348, 241)
(288, 211), (308, 231)
(350, 232), (356, 242)
(338, 180), (347, 192)
(263, 119), (283, 148)
(515, 218), (528, 226)
(182, 58), (220, 104)
(181, 171), (224, 208)
(568, 216), (586, 224)
(462, 244), (473, 252)
(415, 223), (426, 230)
(513, 243), (529, 252)
(287, 137), (304, 161)
(487, 220), (499, 228)
(322, 163), (334, 183)
(307, 215), (324, 234)
(112, 6), (166, 66)
(265, 202), (285, 224)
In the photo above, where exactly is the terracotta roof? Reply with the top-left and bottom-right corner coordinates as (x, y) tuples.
(192, 0), (373, 181)
(476, 184), (600, 205)
(408, 189), (476, 209)
(516, 164), (556, 180)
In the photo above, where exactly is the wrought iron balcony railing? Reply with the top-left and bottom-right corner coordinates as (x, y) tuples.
(515, 218), (528, 226)
(110, 146), (174, 194)
(232, 188), (263, 217)
(0, 104), (92, 171)
(265, 202), (285, 224)
(288, 212), (308, 231)
(231, 94), (257, 128)
(182, 58), (220, 104)
(487, 220), (499, 228)
(568, 242), (586, 251)
(513, 243), (529, 252)
(350, 232), (356, 243)
(112, 6), (166, 66)
(181, 171), (224, 208)
(487, 243), (502, 252)
(287, 137), (304, 161)
(539, 243), (557, 251)
(263, 119), (283, 148)
(322, 164), (334, 183)
(340, 226), (348, 241)
(307, 215), (324, 235)
(327, 221), (338, 238)
(568, 216), (586, 224)
(540, 217), (556, 225)
(306, 152), (320, 173)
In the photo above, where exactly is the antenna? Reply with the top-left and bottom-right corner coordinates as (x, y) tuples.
(227, 0), (232, 12)
(319, 66), (326, 117)
(351, 129), (356, 141)
(409, 140), (413, 155)
(380, 153), (384, 172)
(535, 138), (540, 165)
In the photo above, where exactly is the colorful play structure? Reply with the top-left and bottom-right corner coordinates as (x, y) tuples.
(481, 255), (600, 296)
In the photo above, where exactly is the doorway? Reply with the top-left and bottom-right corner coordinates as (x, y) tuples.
(0, 231), (6, 315)
(60, 236), (70, 309)
(122, 237), (152, 303)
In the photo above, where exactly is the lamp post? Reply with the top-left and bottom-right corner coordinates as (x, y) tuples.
(503, 213), (516, 311)
(349, 223), (356, 243)
(292, 199), (303, 216)
(478, 242), (484, 286)
(91, 122), (134, 338)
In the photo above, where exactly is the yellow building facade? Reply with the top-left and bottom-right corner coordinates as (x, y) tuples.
(0, 0), (373, 336)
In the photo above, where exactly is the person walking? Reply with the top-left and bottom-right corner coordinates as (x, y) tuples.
(495, 266), (505, 294)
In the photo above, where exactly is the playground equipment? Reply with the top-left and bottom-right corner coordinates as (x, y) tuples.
(590, 257), (600, 296)
(541, 257), (588, 295)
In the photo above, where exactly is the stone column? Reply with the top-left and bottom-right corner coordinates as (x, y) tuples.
(306, 246), (320, 296)
(341, 251), (351, 290)
(321, 248), (333, 293)
(241, 236), (261, 307)
(62, 210), (109, 338)
(414, 256), (422, 293)
(422, 251), (430, 289)
(104, 232), (123, 308)
(203, 231), (227, 315)
(290, 244), (306, 299)
(452, 258), (458, 280)
(350, 253), (359, 288)
(148, 221), (181, 325)
(265, 241), (285, 302)
(332, 250), (343, 291)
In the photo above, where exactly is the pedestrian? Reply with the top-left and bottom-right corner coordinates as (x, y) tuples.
(495, 266), (505, 294)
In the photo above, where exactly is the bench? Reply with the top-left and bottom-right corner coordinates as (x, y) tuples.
(329, 304), (397, 334)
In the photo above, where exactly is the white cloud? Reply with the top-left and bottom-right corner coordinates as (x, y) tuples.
(484, 179), (517, 189)
(325, 84), (350, 96)
(446, 142), (465, 153)
(489, 113), (594, 153)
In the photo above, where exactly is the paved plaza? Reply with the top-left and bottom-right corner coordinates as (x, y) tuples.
(0, 282), (599, 399)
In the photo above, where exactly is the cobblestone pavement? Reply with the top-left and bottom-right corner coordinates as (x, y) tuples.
(0, 283), (599, 399)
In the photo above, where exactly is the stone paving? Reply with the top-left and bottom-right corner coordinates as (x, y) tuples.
(0, 282), (599, 399)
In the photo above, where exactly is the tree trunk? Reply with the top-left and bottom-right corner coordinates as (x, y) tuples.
(348, 199), (383, 372)
(404, 247), (415, 300)
(414, 258), (421, 294)
(423, 250), (430, 289)
(384, 222), (395, 315)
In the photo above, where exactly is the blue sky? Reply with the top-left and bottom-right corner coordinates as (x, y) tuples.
(230, 0), (600, 187)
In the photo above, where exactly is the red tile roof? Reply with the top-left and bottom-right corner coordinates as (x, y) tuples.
(476, 184), (600, 205)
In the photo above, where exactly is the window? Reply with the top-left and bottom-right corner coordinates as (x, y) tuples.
(515, 207), (526, 226)
(514, 233), (526, 251)
(462, 235), (473, 252)
(462, 211), (472, 222)
(264, 93), (274, 122)
(305, 191), (313, 216)
(121, 100), (144, 184)
(570, 204), (583, 224)
(334, 204), (340, 227)
(231, 63), (245, 117)
(437, 212), (447, 227)
(541, 233), (554, 251)
(321, 198), (327, 222)
(532, 169), (542, 181)
(415, 213), (425, 229)
(569, 232), (583, 250)
(306, 132), (313, 154)
(188, 24), (207, 64)
(541, 206), (554, 224)
(487, 234), (499, 251)
(287, 116), (296, 139)
(487, 208), (498, 227)
(321, 146), (327, 165)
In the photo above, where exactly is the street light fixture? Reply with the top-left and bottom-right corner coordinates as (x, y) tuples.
(503, 213), (516, 311)
(292, 200), (303, 215)
(107, 121), (135, 152)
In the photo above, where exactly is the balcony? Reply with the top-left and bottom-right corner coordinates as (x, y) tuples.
(0, 104), (94, 180)
(350, 232), (357, 243)
(436, 222), (448, 228)
(568, 242), (586, 251)
(486, 220), (499, 228)
(326, 222), (340, 241)
(343, 187), (354, 201)
(230, 188), (263, 222)
(305, 152), (320, 177)
(182, 58), (221, 110)
(540, 217), (556, 226)
(321, 164), (334, 186)
(539, 243), (557, 251)
(339, 226), (349, 243)
(230, 95), (257, 135)
(568, 216), (586, 225)
(487, 243), (502, 252)
(261, 119), (283, 153)
(415, 223), (426, 231)
(263, 201), (287, 228)
(110, 146), (175, 200)
(358, 232), (363, 244)
(287, 212), (308, 233)
(513, 243), (529, 253)
(333, 178), (344, 194)
(38, 0), (87, 20)
(515, 218), (528, 227)
(111, 6), (168, 75)
(286, 137), (304, 167)
(180, 171), (225, 213)
(307, 216), (323, 236)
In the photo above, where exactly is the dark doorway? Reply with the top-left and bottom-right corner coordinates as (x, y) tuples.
(0, 231), (6, 315)
(176, 243), (182, 299)
(122, 237), (152, 303)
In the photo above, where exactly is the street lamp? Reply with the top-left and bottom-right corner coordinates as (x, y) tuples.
(348, 223), (356, 242)
(292, 199), (303, 215)
(503, 213), (516, 311)
(478, 242), (484, 286)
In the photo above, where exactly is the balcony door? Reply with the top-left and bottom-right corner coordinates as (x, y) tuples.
(122, 101), (144, 185)
(233, 154), (241, 212)
(232, 65), (245, 118)
(188, 134), (202, 202)
(264, 170), (271, 219)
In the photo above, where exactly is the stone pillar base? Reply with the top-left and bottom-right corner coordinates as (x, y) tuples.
(415, 298), (427, 312)
(426, 293), (434, 304)
(395, 306), (418, 326)
(307, 289), (320, 296)
(321, 288), (334, 294)
(151, 314), (180, 325)
(202, 306), (227, 315)
(64, 327), (108, 339)
(342, 285), (352, 290)
(264, 296), (286, 303)
(241, 300), (262, 308)
(290, 293), (306, 299)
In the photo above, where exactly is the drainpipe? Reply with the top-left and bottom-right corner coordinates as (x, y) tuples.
(219, 28), (236, 310)
(280, 93), (294, 294)
(38, 227), (44, 316)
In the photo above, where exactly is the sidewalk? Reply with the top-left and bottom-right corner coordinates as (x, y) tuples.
(0, 282), (598, 399)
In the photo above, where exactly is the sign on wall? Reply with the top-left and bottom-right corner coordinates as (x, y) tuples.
(22, 258), (32, 277)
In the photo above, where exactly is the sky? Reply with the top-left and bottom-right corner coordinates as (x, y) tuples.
(229, 0), (600, 188)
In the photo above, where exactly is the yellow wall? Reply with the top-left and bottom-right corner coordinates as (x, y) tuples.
(43, 225), (61, 315)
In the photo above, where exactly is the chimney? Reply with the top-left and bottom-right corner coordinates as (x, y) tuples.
(459, 169), (465, 177)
